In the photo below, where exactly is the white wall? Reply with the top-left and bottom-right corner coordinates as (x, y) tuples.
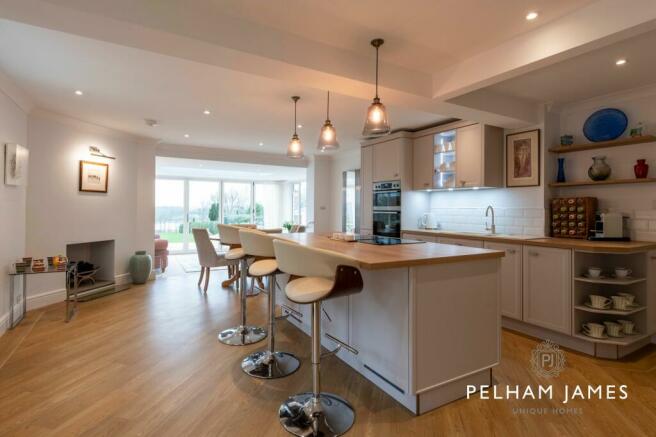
(557, 85), (656, 241)
(308, 155), (332, 233)
(0, 78), (28, 334)
(25, 111), (156, 308)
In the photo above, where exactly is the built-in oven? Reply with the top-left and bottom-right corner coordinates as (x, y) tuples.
(373, 180), (401, 238)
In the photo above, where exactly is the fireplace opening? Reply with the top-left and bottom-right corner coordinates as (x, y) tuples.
(66, 240), (119, 299)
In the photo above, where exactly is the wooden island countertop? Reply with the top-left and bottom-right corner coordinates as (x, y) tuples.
(273, 233), (504, 270)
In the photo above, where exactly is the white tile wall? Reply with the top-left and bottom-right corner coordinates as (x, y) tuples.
(427, 207), (547, 236)
(631, 210), (656, 242)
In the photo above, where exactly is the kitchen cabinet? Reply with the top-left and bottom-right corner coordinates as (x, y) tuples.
(411, 122), (503, 191)
(373, 138), (405, 182)
(485, 242), (522, 320)
(522, 246), (572, 334)
(412, 134), (434, 190)
(438, 237), (484, 248)
(360, 145), (373, 233)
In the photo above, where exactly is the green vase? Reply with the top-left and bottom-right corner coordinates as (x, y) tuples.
(129, 250), (152, 284)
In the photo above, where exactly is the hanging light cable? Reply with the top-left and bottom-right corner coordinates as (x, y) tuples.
(362, 38), (390, 138)
(317, 91), (339, 151)
(287, 96), (304, 158)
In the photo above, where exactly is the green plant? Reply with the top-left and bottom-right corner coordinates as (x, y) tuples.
(282, 221), (293, 232)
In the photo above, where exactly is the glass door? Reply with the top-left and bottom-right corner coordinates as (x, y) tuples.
(155, 179), (186, 252)
(254, 183), (279, 228)
(188, 180), (221, 251)
(434, 130), (457, 189)
(222, 182), (253, 224)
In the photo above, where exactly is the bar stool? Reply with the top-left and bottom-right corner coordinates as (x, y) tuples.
(239, 229), (301, 379)
(217, 224), (267, 346)
(273, 239), (363, 437)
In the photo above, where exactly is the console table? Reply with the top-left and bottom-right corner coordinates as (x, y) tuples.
(7, 266), (66, 328)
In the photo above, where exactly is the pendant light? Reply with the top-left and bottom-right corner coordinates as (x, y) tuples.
(362, 38), (390, 138)
(317, 91), (339, 151)
(287, 96), (304, 159)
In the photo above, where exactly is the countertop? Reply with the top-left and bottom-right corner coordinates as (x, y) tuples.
(274, 233), (504, 270)
(403, 229), (656, 253)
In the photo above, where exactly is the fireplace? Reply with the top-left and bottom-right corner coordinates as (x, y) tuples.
(66, 240), (117, 299)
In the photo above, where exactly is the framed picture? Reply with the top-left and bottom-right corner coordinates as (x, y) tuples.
(79, 160), (109, 193)
(506, 129), (540, 187)
(4, 143), (29, 186)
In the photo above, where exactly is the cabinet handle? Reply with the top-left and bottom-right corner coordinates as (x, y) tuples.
(423, 182), (429, 186)
(529, 251), (539, 257)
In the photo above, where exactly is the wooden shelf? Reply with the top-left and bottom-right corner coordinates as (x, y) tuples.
(550, 178), (656, 188)
(573, 332), (649, 346)
(574, 276), (646, 285)
(574, 304), (646, 315)
(549, 135), (656, 154)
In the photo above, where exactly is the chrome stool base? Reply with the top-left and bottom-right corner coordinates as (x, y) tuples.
(241, 350), (300, 379)
(218, 325), (266, 346)
(279, 392), (355, 437)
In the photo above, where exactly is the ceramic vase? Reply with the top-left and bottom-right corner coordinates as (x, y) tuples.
(634, 159), (649, 179)
(588, 156), (611, 181)
(556, 158), (566, 183)
(129, 250), (152, 284)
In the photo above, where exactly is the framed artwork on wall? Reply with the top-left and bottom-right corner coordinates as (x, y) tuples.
(4, 143), (29, 186)
(506, 129), (540, 187)
(79, 160), (109, 193)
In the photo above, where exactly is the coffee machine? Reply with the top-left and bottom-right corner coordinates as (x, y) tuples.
(590, 212), (630, 241)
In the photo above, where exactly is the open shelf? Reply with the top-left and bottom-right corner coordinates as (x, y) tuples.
(574, 304), (646, 315)
(573, 332), (649, 346)
(574, 276), (646, 285)
(550, 178), (656, 188)
(549, 135), (656, 154)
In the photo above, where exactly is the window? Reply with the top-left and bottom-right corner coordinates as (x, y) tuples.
(342, 170), (360, 233)
(155, 179), (185, 252)
(222, 182), (252, 224)
(254, 183), (279, 228)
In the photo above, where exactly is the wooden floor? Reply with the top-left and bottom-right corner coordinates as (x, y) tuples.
(1, 270), (656, 437)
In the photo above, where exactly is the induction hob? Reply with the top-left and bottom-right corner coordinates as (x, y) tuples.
(356, 236), (425, 245)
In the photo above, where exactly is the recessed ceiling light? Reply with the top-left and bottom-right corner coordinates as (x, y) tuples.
(526, 11), (538, 20)
(258, 142), (264, 146)
(184, 133), (190, 138)
(203, 109), (211, 115)
(297, 124), (303, 129)
(615, 59), (627, 66)
(74, 90), (83, 96)
(145, 118), (159, 127)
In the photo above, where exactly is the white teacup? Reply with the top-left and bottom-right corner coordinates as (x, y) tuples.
(611, 295), (630, 310)
(617, 319), (635, 335)
(604, 321), (623, 337)
(587, 267), (602, 278)
(614, 267), (632, 278)
(589, 294), (612, 309)
(617, 292), (636, 306)
(332, 232), (343, 240)
(582, 322), (605, 338)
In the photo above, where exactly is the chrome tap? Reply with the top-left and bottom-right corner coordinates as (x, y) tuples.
(485, 205), (496, 234)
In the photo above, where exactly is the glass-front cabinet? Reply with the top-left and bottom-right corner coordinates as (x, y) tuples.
(433, 130), (457, 189)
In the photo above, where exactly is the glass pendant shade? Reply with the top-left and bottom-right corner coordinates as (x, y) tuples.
(287, 95), (304, 159)
(318, 91), (339, 151)
(363, 97), (390, 137)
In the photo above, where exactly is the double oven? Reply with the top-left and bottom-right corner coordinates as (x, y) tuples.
(372, 180), (401, 238)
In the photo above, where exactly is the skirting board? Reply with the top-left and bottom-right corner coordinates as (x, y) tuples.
(26, 273), (134, 311)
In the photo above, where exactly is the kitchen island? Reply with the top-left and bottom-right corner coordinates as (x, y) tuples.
(274, 233), (504, 414)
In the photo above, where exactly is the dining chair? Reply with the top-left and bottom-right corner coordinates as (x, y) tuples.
(192, 228), (237, 292)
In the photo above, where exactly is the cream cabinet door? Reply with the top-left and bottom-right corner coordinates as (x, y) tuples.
(401, 232), (436, 243)
(373, 140), (401, 182)
(413, 134), (434, 190)
(522, 246), (572, 334)
(438, 237), (484, 248)
(485, 242), (522, 320)
(648, 251), (656, 334)
(455, 124), (482, 188)
(360, 146), (373, 231)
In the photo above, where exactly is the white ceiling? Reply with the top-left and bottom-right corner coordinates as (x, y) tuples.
(156, 157), (307, 181)
(488, 28), (656, 105)
(0, 19), (444, 154)
(39, 0), (595, 74)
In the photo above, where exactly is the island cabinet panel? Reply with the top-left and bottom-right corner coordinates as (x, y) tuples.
(412, 259), (500, 394)
(321, 296), (349, 347)
(360, 145), (373, 233)
(350, 268), (410, 395)
(522, 246), (572, 334)
(484, 242), (523, 320)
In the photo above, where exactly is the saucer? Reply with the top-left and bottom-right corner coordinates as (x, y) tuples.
(607, 332), (624, 338)
(623, 330), (640, 336)
(584, 302), (611, 310)
(582, 331), (608, 339)
(582, 273), (607, 279)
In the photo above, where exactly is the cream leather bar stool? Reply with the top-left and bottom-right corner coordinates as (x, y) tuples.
(273, 239), (363, 437)
(239, 229), (301, 379)
(217, 224), (266, 346)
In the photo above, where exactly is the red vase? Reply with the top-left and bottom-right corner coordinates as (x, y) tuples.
(634, 159), (649, 178)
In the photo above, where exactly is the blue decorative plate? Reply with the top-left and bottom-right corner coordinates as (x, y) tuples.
(583, 108), (628, 142)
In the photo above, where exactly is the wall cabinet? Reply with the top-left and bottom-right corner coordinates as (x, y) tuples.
(373, 139), (403, 182)
(360, 145), (373, 233)
(437, 237), (484, 248)
(412, 123), (503, 191)
(485, 242), (522, 320)
(522, 246), (572, 334)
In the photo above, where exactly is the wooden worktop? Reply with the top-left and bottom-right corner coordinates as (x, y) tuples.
(403, 229), (656, 253)
(273, 233), (504, 270)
